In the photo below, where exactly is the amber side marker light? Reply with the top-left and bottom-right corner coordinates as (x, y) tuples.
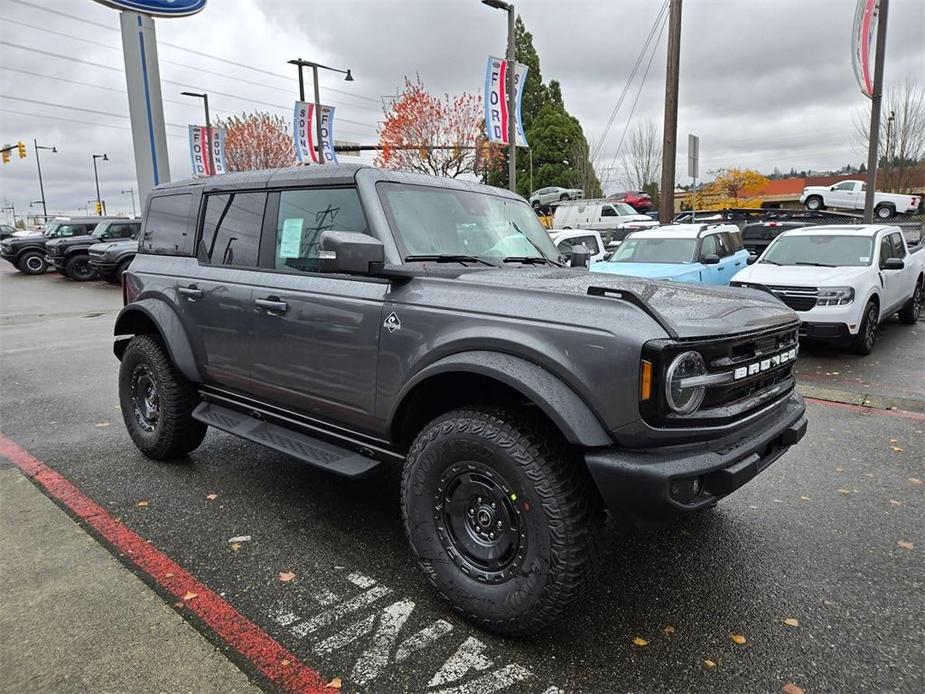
(640, 360), (653, 400)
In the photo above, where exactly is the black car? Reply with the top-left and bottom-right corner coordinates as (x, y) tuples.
(46, 219), (139, 281)
(88, 234), (140, 284)
(741, 220), (814, 256)
(1, 217), (124, 275)
(0, 224), (18, 241)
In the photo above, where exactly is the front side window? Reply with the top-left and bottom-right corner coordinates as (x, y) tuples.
(613, 203), (638, 216)
(700, 234), (718, 258)
(763, 235), (874, 268)
(200, 193), (266, 267)
(609, 237), (696, 264)
(601, 206), (618, 217)
(833, 182), (854, 191)
(272, 188), (368, 273)
(888, 232), (906, 259)
(378, 183), (559, 261)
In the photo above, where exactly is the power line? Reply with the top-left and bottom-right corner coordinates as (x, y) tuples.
(9, 0), (383, 105)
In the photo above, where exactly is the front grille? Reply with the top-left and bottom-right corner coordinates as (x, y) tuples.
(766, 285), (818, 312)
(643, 323), (800, 428)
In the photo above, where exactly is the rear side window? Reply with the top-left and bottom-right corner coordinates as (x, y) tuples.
(270, 188), (367, 273)
(724, 231), (744, 252)
(200, 192), (266, 267)
(141, 193), (194, 256)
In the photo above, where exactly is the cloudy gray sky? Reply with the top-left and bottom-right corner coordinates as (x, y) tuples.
(1, 0), (923, 220)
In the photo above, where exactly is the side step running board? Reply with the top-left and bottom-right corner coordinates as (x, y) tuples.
(192, 402), (381, 478)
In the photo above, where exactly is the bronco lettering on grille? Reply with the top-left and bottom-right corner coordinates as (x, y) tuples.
(732, 347), (797, 381)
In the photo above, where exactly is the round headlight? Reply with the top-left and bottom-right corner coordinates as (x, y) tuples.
(666, 350), (706, 414)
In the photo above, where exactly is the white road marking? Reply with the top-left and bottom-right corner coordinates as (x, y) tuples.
(346, 571), (377, 588)
(311, 587), (339, 606)
(271, 609), (300, 627)
(291, 584), (392, 637)
(427, 636), (493, 688)
(394, 619), (453, 662)
(429, 664), (532, 694)
(541, 688), (565, 694)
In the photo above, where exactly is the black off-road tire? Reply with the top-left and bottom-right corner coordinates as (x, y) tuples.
(16, 250), (47, 274)
(851, 300), (879, 355)
(65, 254), (97, 281)
(118, 335), (206, 460)
(898, 279), (922, 324)
(402, 406), (603, 637)
(107, 259), (132, 285)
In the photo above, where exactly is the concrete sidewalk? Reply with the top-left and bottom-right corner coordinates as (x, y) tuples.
(0, 465), (261, 694)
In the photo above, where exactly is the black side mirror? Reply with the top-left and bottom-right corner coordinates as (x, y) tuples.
(701, 254), (720, 265)
(883, 257), (904, 270)
(746, 254), (758, 265)
(319, 231), (385, 275)
(570, 243), (591, 269)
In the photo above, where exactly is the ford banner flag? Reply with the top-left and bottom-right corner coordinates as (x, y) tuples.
(294, 101), (317, 164)
(319, 105), (337, 164)
(188, 125), (227, 176)
(483, 56), (528, 147)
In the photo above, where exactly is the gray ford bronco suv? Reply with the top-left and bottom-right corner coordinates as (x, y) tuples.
(115, 165), (807, 636)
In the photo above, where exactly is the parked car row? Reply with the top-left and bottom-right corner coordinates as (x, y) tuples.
(0, 216), (139, 282)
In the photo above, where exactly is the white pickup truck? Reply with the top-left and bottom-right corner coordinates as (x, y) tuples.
(800, 180), (920, 219)
(731, 225), (923, 354)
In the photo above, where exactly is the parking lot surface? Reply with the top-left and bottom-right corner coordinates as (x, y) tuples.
(1, 264), (923, 693)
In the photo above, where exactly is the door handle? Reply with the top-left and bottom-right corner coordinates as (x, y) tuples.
(255, 297), (288, 313)
(178, 285), (203, 300)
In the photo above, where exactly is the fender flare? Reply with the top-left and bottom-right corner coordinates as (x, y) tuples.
(391, 350), (613, 447)
(113, 298), (202, 382)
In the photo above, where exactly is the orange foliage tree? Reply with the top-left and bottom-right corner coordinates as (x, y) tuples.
(376, 77), (499, 178)
(215, 111), (294, 172)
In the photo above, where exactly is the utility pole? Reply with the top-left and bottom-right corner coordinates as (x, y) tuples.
(34, 139), (56, 219)
(659, 0), (682, 220)
(92, 153), (108, 215)
(863, 0), (889, 223)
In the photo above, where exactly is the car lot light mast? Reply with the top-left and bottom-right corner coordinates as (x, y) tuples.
(181, 91), (214, 175)
(92, 154), (108, 216)
(481, 0), (517, 193)
(288, 59), (354, 163)
(33, 140), (56, 219)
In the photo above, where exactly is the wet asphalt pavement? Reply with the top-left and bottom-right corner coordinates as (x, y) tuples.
(1, 264), (923, 694)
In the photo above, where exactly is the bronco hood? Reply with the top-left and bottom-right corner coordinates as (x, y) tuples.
(456, 267), (796, 339)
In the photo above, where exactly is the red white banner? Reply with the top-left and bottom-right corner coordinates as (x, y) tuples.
(852, 0), (878, 98)
(188, 125), (226, 176)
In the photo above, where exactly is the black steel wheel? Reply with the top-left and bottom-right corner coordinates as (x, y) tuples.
(402, 406), (602, 636)
(65, 254), (97, 281)
(130, 363), (160, 432)
(16, 251), (47, 275)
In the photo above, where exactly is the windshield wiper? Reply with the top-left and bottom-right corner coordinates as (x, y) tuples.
(509, 221), (561, 266)
(404, 254), (498, 267)
(502, 256), (562, 266)
(795, 261), (836, 267)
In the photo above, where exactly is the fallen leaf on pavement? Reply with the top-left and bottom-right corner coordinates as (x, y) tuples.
(783, 617), (799, 627)
(837, 488), (851, 495)
(278, 571), (296, 582)
(897, 540), (914, 550)
(889, 499), (903, 507)
(164, 572), (174, 578)
(730, 634), (746, 645)
(632, 637), (648, 647)
(136, 500), (149, 507)
(889, 438), (897, 443)
(800, 496), (810, 501)
(823, 599), (834, 607)
(783, 684), (805, 694)
(280, 659), (290, 667)
(704, 659), (716, 668)
(326, 677), (342, 689)
(228, 535), (251, 543)
(206, 493), (218, 501)
(95, 422), (111, 428)
(835, 466), (844, 472)
(182, 591), (198, 601)
(908, 478), (923, 485)
(891, 446), (904, 453)
(663, 625), (676, 636)
(230, 543), (242, 551)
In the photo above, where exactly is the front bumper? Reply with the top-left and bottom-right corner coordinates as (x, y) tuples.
(585, 391), (807, 528)
(88, 257), (118, 273)
(799, 322), (851, 339)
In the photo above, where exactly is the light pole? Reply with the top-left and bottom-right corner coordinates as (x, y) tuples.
(122, 187), (137, 218)
(181, 91), (214, 175)
(33, 139), (56, 219)
(482, 0), (517, 192)
(862, 0), (889, 223)
(288, 59), (353, 163)
(92, 153), (108, 216)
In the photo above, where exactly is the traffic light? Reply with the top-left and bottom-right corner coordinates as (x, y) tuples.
(16, 141), (26, 159)
(95, 201), (103, 216)
(1, 149), (9, 165)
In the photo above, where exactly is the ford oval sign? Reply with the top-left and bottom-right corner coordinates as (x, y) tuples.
(92, 0), (207, 18)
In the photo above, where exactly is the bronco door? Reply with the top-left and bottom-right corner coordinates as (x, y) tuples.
(248, 186), (387, 434)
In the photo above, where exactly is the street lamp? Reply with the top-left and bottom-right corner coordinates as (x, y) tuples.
(288, 59), (353, 163)
(121, 187), (137, 218)
(33, 140), (56, 219)
(92, 153), (108, 216)
(181, 91), (214, 175)
(481, 0), (517, 192)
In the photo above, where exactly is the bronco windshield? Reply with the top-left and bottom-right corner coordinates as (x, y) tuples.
(761, 235), (874, 267)
(608, 237), (697, 264)
(377, 183), (559, 262)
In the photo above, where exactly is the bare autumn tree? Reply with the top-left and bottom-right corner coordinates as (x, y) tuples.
(619, 120), (662, 192)
(854, 77), (925, 192)
(215, 111), (294, 172)
(376, 77), (498, 178)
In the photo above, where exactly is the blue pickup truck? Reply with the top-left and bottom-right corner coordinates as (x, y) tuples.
(590, 224), (749, 284)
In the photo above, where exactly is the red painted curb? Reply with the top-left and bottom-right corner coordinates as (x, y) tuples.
(805, 397), (925, 421)
(0, 434), (335, 694)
